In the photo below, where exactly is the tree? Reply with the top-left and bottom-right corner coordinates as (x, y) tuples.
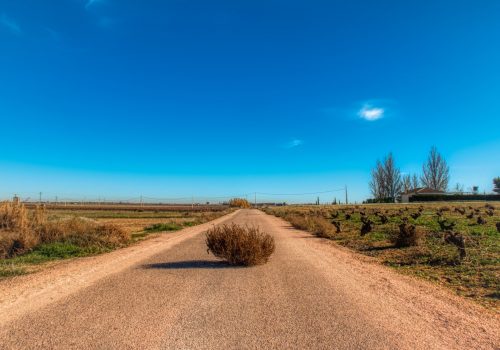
(370, 160), (386, 199)
(421, 146), (449, 191)
(383, 153), (402, 199)
(402, 174), (412, 193)
(369, 153), (402, 201)
(493, 177), (500, 194)
(402, 173), (420, 192)
(412, 174), (420, 189)
(454, 183), (464, 194)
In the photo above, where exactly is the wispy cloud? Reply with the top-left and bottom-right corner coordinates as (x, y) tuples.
(358, 104), (384, 121)
(283, 139), (304, 149)
(0, 13), (21, 35)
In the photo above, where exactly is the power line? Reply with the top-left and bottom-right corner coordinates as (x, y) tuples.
(256, 188), (345, 196)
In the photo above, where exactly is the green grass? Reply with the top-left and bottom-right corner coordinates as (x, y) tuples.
(143, 220), (201, 233)
(0, 264), (26, 277)
(144, 222), (183, 232)
(0, 242), (112, 278)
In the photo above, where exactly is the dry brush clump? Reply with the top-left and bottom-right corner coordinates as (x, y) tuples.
(228, 198), (251, 208)
(360, 217), (373, 236)
(444, 231), (467, 260)
(0, 200), (129, 259)
(391, 222), (422, 247)
(205, 224), (275, 266)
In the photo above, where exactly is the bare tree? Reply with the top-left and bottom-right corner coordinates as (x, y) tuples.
(369, 153), (402, 201)
(370, 160), (386, 199)
(402, 173), (420, 192)
(402, 174), (412, 193)
(454, 183), (464, 194)
(412, 174), (420, 189)
(383, 153), (402, 200)
(421, 146), (449, 191)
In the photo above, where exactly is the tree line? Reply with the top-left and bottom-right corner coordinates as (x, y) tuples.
(369, 146), (450, 201)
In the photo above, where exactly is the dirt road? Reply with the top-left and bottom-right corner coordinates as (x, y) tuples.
(0, 209), (498, 349)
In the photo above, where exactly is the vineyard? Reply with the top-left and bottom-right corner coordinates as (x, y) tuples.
(264, 202), (500, 308)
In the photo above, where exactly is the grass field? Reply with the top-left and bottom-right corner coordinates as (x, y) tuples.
(0, 203), (232, 279)
(264, 202), (499, 309)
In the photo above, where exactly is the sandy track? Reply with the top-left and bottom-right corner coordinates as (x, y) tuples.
(0, 209), (498, 349)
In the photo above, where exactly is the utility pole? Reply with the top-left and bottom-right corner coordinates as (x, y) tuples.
(39, 192), (42, 203)
(191, 196), (194, 209)
(140, 195), (143, 207)
(345, 185), (348, 205)
(254, 192), (257, 207)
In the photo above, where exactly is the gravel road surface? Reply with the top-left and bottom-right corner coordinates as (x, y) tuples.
(0, 209), (498, 349)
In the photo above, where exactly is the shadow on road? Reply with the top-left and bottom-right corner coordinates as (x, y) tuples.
(143, 260), (240, 270)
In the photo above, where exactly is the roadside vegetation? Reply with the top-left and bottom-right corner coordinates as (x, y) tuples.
(264, 203), (499, 308)
(0, 200), (232, 278)
(206, 223), (275, 266)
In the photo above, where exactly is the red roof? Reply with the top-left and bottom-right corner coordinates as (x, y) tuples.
(401, 187), (446, 195)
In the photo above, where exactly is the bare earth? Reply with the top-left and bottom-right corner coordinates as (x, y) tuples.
(0, 209), (498, 349)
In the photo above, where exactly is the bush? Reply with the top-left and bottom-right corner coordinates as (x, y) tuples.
(205, 224), (275, 266)
(409, 194), (500, 202)
(285, 214), (310, 231)
(309, 217), (332, 238)
(391, 223), (422, 247)
(228, 198), (251, 208)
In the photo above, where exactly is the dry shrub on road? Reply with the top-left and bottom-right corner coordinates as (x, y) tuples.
(205, 224), (275, 266)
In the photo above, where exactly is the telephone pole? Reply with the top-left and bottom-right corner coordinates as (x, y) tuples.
(345, 185), (348, 205)
(254, 192), (257, 207)
(39, 192), (42, 203)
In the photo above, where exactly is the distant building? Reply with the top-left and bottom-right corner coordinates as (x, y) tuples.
(400, 187), (446, 203)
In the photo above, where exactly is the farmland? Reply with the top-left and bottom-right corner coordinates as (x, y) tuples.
(264, 202), (500, 308)
(0, 202), (232, 278)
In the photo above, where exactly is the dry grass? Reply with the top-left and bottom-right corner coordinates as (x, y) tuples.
(0, 201), (129, 259)
(205, 224), (275, 266)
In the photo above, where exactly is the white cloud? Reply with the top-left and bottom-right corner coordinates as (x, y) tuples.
(0, 13), (21, 35)
(283, 139), (304, 149)
(358, 105), (384, 121)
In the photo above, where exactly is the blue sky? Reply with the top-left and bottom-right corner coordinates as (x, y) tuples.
(0, 0), (499, 203)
